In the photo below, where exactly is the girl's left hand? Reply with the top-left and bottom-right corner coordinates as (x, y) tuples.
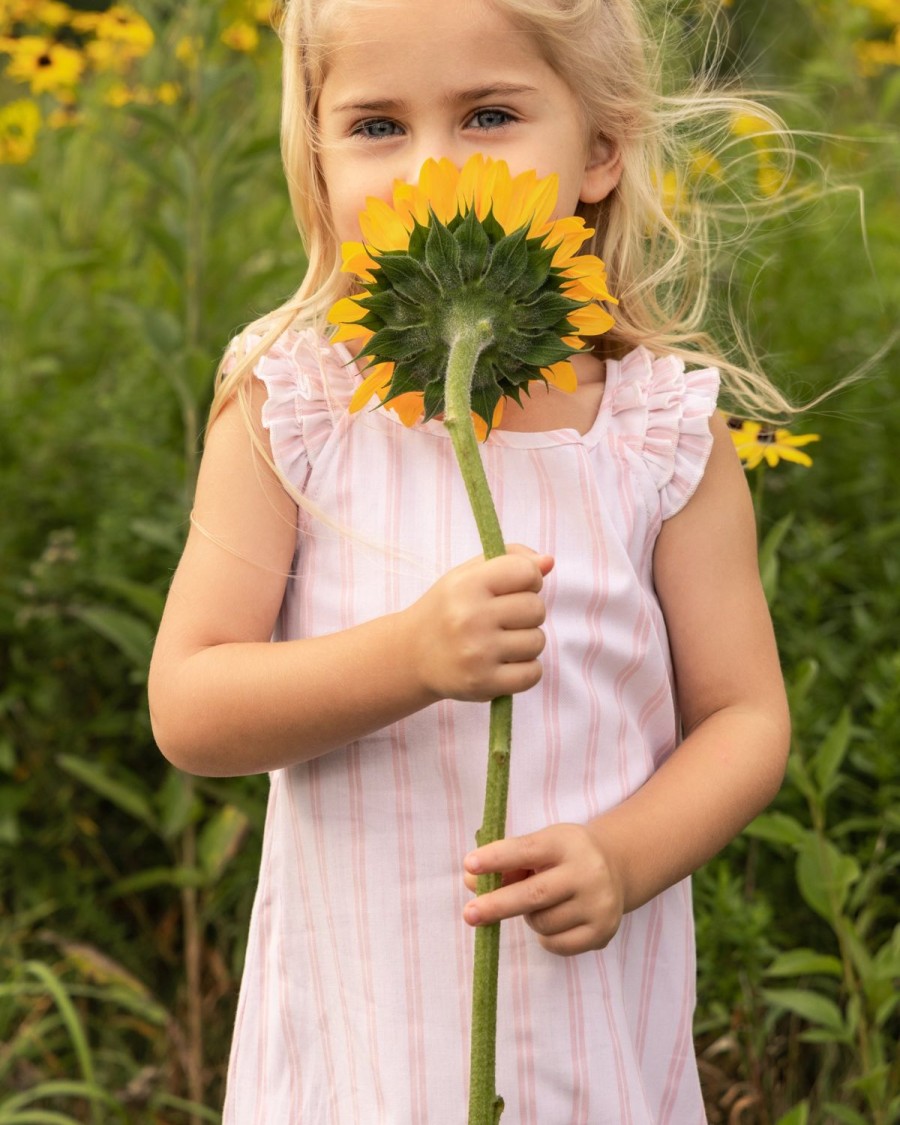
(462, 823), (625, 956)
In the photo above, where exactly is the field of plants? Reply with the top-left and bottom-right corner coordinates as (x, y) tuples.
(1, 1), (898, 1122)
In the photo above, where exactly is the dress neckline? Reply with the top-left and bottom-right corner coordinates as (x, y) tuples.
(330, 337), (621, 451)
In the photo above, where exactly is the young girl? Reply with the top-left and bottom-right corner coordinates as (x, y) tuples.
(149, 0), (792, 1120)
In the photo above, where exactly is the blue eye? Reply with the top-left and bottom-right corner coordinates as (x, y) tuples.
(470, 109), (514, 130)
(353, 118), (403, 140)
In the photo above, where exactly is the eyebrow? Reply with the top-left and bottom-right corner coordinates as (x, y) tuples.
(330, 83), (539, 115)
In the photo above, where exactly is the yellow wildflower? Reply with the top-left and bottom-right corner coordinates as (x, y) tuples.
(175, 35), (202, 67)
(155, 81), (179, 105)
(727, 418), (820, 469)
(731, 112), (775, 145)
(855, 26), (900, 75)
(0, 97), (40, 163)
(72, 5), (153, 59)
(221, 19), (259, 52)
(3, 35), (84, 94)
(34, 1), (71, 28)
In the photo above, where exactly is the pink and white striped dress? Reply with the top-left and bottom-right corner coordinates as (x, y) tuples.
(222, 328), (718, 1124)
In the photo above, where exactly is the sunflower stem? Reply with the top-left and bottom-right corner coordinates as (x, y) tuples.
(442, 313), (509, 1125)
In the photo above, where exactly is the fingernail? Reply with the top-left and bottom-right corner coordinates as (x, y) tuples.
(465, 852), (481, 873)
(464, 903), (480, 925)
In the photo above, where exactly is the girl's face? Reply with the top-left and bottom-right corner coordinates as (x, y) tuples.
(316, 0), (621, 246)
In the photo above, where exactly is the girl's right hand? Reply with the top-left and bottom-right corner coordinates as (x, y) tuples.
(405, 546), (554, 703)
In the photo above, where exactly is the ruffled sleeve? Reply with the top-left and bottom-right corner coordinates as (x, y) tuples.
(605, 346), (720, 520)
(226, 329), (344, 491)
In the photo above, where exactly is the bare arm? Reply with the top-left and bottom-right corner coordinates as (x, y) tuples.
(148, 379), (552, 776)
(463, 413), (790, 953)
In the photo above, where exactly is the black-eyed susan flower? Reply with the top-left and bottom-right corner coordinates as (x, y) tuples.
(2, 34), (84, 94)
(727, 417), (820, 468)
(71, 5), (153, 61)
(328, 154), (616, 440)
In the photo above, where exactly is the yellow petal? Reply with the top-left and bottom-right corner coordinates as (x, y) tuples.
(542, 361), (578, 393)
(778, 430), (820, 448)
(567, 303), (615, 337)
(456, 153), (487, 214)
(327, 295), (368, 326)
(349, 362), (394, 413)
(387, 391), (425, 427)
(330, 321), (373, 345)
(341, 241), (377, 281)
(773, 445), (814, 467)
(525, 174), (559, 237)
(417, 158), (460, 223)
(359, 197), (412, 251)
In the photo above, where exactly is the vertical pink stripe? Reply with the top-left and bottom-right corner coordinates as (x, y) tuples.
(658, 882), (697, 1124)
(385, 435), (429, 1124)
(596, 954), (633, 1123)
(436, 447), (474, 1091)
(510, 927), (537, 1122)
(338, 407), (387, 1114)
(347, 746), (387, 1114)
(574, 445), (610, 818)
(633, 896), (664, 1060)
(565, 957), (591, 1122)
(309, 768), (361, 1119)
(285, 779), (340, 1120)
(250, 779), (275, 1125)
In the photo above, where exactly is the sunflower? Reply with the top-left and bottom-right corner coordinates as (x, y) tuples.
(328, 154), (616, 439)
(727, 417), (820, 468)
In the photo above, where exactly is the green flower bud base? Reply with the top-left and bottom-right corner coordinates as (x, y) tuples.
(353, 208), (588, 435)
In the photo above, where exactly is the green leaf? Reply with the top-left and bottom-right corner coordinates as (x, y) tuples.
(759, 513), (794, 602)
(820, 1104), (870, 1125)
(56, 755), (157, 831)
(198, 805), (250, 879)
(424, 216), (462, 282)
(774, 1103), (809, 1125)
(795, 834), (860, 922)
(110, 865), (208, 895)
(157, 769), (199, 840)
(813, 707), (853, 797)
(787, 658), (819, 713)
(762, 987), (847, 1035)
(70, 606), (155, 672)
(744, 811), (807, 848)
(766, 949), (844, 978)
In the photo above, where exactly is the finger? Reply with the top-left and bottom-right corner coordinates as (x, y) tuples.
(504, 544), (555, 577)
(462, 867), (529, 894)
(525, 899), (585, 937)
(495, 592), (547, 630)
(465, 829), (564, 879)
(463, 871), (571, 928)
(537, 924), (609, 958)
(496, 627), (546, 665)
(490, 659), (544, 696)
(482, 553), (550, 596)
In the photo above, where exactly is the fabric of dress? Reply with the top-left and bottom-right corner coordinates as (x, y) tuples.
(222, 328), (719, 1125)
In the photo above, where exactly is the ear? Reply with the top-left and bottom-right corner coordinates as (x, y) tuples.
(580, 135), (622, 204)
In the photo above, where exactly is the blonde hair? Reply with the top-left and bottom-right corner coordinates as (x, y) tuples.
(213, 0), (813, 425)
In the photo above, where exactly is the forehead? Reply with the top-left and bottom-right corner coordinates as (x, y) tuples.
(317, 0), (553, 105)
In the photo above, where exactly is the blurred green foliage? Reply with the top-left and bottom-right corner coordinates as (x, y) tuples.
(1, 1), (898, 1122)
